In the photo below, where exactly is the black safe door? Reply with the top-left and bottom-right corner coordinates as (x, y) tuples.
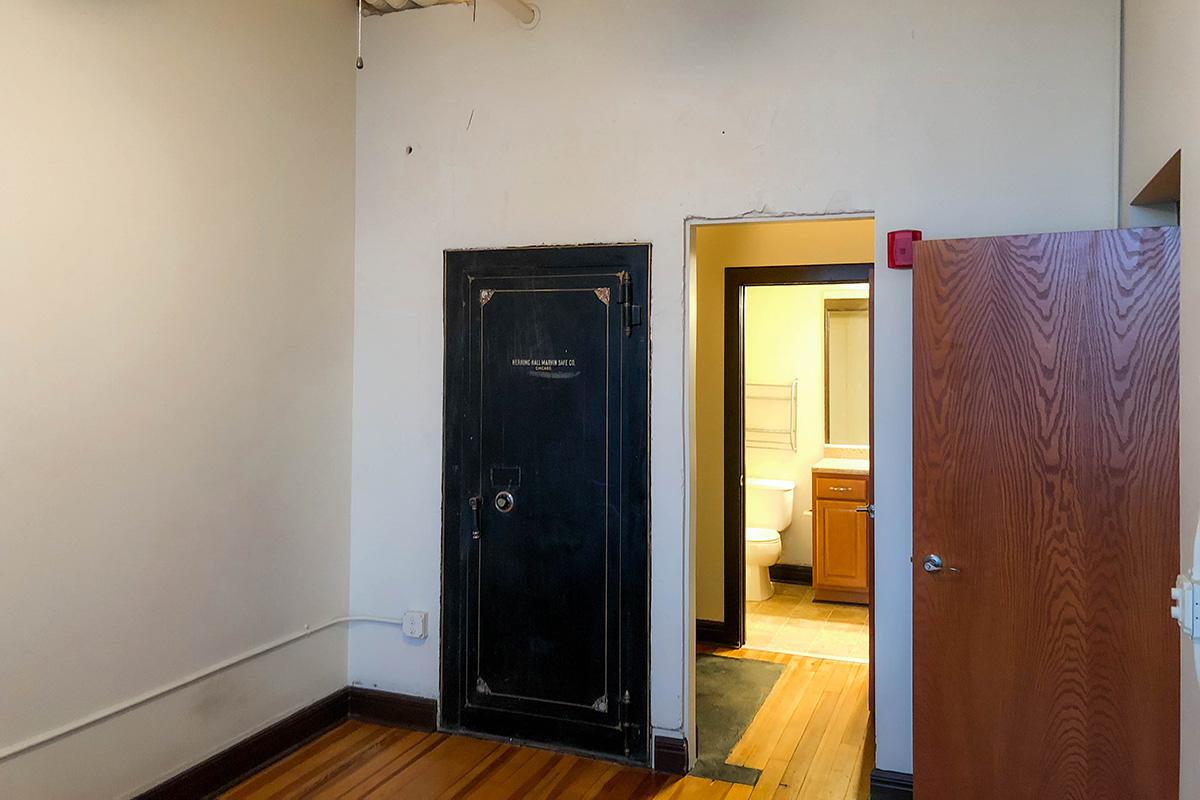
(442, 245), (649, 763)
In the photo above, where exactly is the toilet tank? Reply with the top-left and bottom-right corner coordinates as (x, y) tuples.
(745, 478), (795, 530)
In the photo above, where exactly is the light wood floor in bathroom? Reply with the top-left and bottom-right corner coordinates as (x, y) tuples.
(222, 647), (871, 799)
(745, 584), (869, 661)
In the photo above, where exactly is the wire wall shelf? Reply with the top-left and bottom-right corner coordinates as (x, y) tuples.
(745, 380), (798, 452)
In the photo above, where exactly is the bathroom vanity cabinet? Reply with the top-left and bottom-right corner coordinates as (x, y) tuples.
(811, 469), (869, 605)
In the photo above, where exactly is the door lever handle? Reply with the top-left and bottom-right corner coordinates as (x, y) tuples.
(922, 554), (959, 574)
(855, 504), (875, 519)
(469, 495), (483, 540)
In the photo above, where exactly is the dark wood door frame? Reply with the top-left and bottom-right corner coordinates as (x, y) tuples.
(441, 244), (651, 763)
(700, 263), (874, 653)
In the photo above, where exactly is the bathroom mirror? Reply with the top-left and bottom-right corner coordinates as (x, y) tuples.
(824, 298), (869, 445)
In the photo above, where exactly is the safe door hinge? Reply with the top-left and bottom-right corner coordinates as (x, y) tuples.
(618, 273), (642, 337)
(619, 688), (638, 757)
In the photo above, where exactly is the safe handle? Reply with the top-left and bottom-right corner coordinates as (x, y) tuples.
(469, 495), (483, 540)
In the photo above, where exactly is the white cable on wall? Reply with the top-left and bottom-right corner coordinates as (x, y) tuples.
(0, 616), (408, 764)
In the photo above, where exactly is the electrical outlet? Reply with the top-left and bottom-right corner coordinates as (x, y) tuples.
(1171, 573), (1198, 639)
(402, 610), (428, 640)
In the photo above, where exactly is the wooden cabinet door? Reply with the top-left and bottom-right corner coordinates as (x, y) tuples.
(814, 498), (868, 602)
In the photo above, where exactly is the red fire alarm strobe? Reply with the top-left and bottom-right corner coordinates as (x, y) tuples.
(887, 229), (922, 269)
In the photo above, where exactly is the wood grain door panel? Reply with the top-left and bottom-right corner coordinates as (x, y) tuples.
(912, 228), (1180, 799)
(815, 500), (868, 589)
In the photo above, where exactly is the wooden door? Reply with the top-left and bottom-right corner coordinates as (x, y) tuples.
(442, 245), (650, 762)
(912, 228), (1180, 799)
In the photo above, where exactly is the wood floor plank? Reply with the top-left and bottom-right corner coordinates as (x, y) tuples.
(435, 740), (524, 799)
(728, 657), (820, 769)
(462, 744), (542, 798)
(309, 731), (444, 798)
(591, 766), (657, 798)
(790, 665), (868, 800)
(223, 723), (390, 799)
(757, 660), (855, 799)
(221, 722), (366, 797)
(746, 659), (842, 799)
(468, 746), (559, 799)
(721, 785), (755, 800)
(577, 762), (626, 799)
(522, 755), (603, 800)
(678, 776), (731, 799)
(224, 653), (872, 800)
(848, 722), (873, 800)
(291, 728), (428, 799)
(359, 735), (501, 797)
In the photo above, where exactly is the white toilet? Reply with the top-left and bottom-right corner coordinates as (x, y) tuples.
(745, 478), (795, 601)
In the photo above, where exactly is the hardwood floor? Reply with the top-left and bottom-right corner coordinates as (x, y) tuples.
(222, 650), (870, 799)
(705, 646), (871, 800)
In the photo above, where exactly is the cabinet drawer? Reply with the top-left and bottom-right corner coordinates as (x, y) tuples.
(814, 474), (867, 502)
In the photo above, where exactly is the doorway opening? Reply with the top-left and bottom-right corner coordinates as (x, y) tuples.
(689, 216), (876, 795)
(734, 274), (871, 654)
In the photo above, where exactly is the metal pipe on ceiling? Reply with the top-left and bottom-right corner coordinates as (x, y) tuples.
(491, 0), (539, 27)
(360, 0), (539, 28)
(361, 0), (470, 16)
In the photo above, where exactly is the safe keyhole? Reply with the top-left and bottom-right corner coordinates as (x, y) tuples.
(494, 491), (515, 513)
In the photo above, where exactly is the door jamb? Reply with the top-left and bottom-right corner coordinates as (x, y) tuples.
(716, 264), (874, 648)
(682, 211), (876, 764)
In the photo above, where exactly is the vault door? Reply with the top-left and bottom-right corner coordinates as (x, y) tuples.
(469, 277), (618, 716)
(443, 246), (649, 763)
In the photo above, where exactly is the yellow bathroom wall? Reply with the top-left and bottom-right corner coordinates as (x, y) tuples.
(743, 284), (868, 568)
(695, 217), (874, 623)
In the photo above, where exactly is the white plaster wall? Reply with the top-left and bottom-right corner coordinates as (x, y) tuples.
(0, 3), (356, 796)
(1121, 2), (1200, 795)
(352, 0), (1119, 772)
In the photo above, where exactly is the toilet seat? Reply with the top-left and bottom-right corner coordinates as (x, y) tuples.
(746, 527), (781, 544)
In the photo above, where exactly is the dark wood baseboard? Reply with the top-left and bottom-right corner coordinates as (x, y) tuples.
(768, 563), (813, 586)
(696, 618), (739, 646)
(348, 686), (437, 730)
(653, 735), (689, 774)
(135, 687), (437, 799)
(869, 768), (914, 800)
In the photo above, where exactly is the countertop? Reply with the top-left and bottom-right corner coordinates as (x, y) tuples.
(811, 457), (870, 476)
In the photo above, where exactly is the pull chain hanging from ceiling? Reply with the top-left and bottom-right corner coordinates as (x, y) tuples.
(356, 0), (364, 69)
